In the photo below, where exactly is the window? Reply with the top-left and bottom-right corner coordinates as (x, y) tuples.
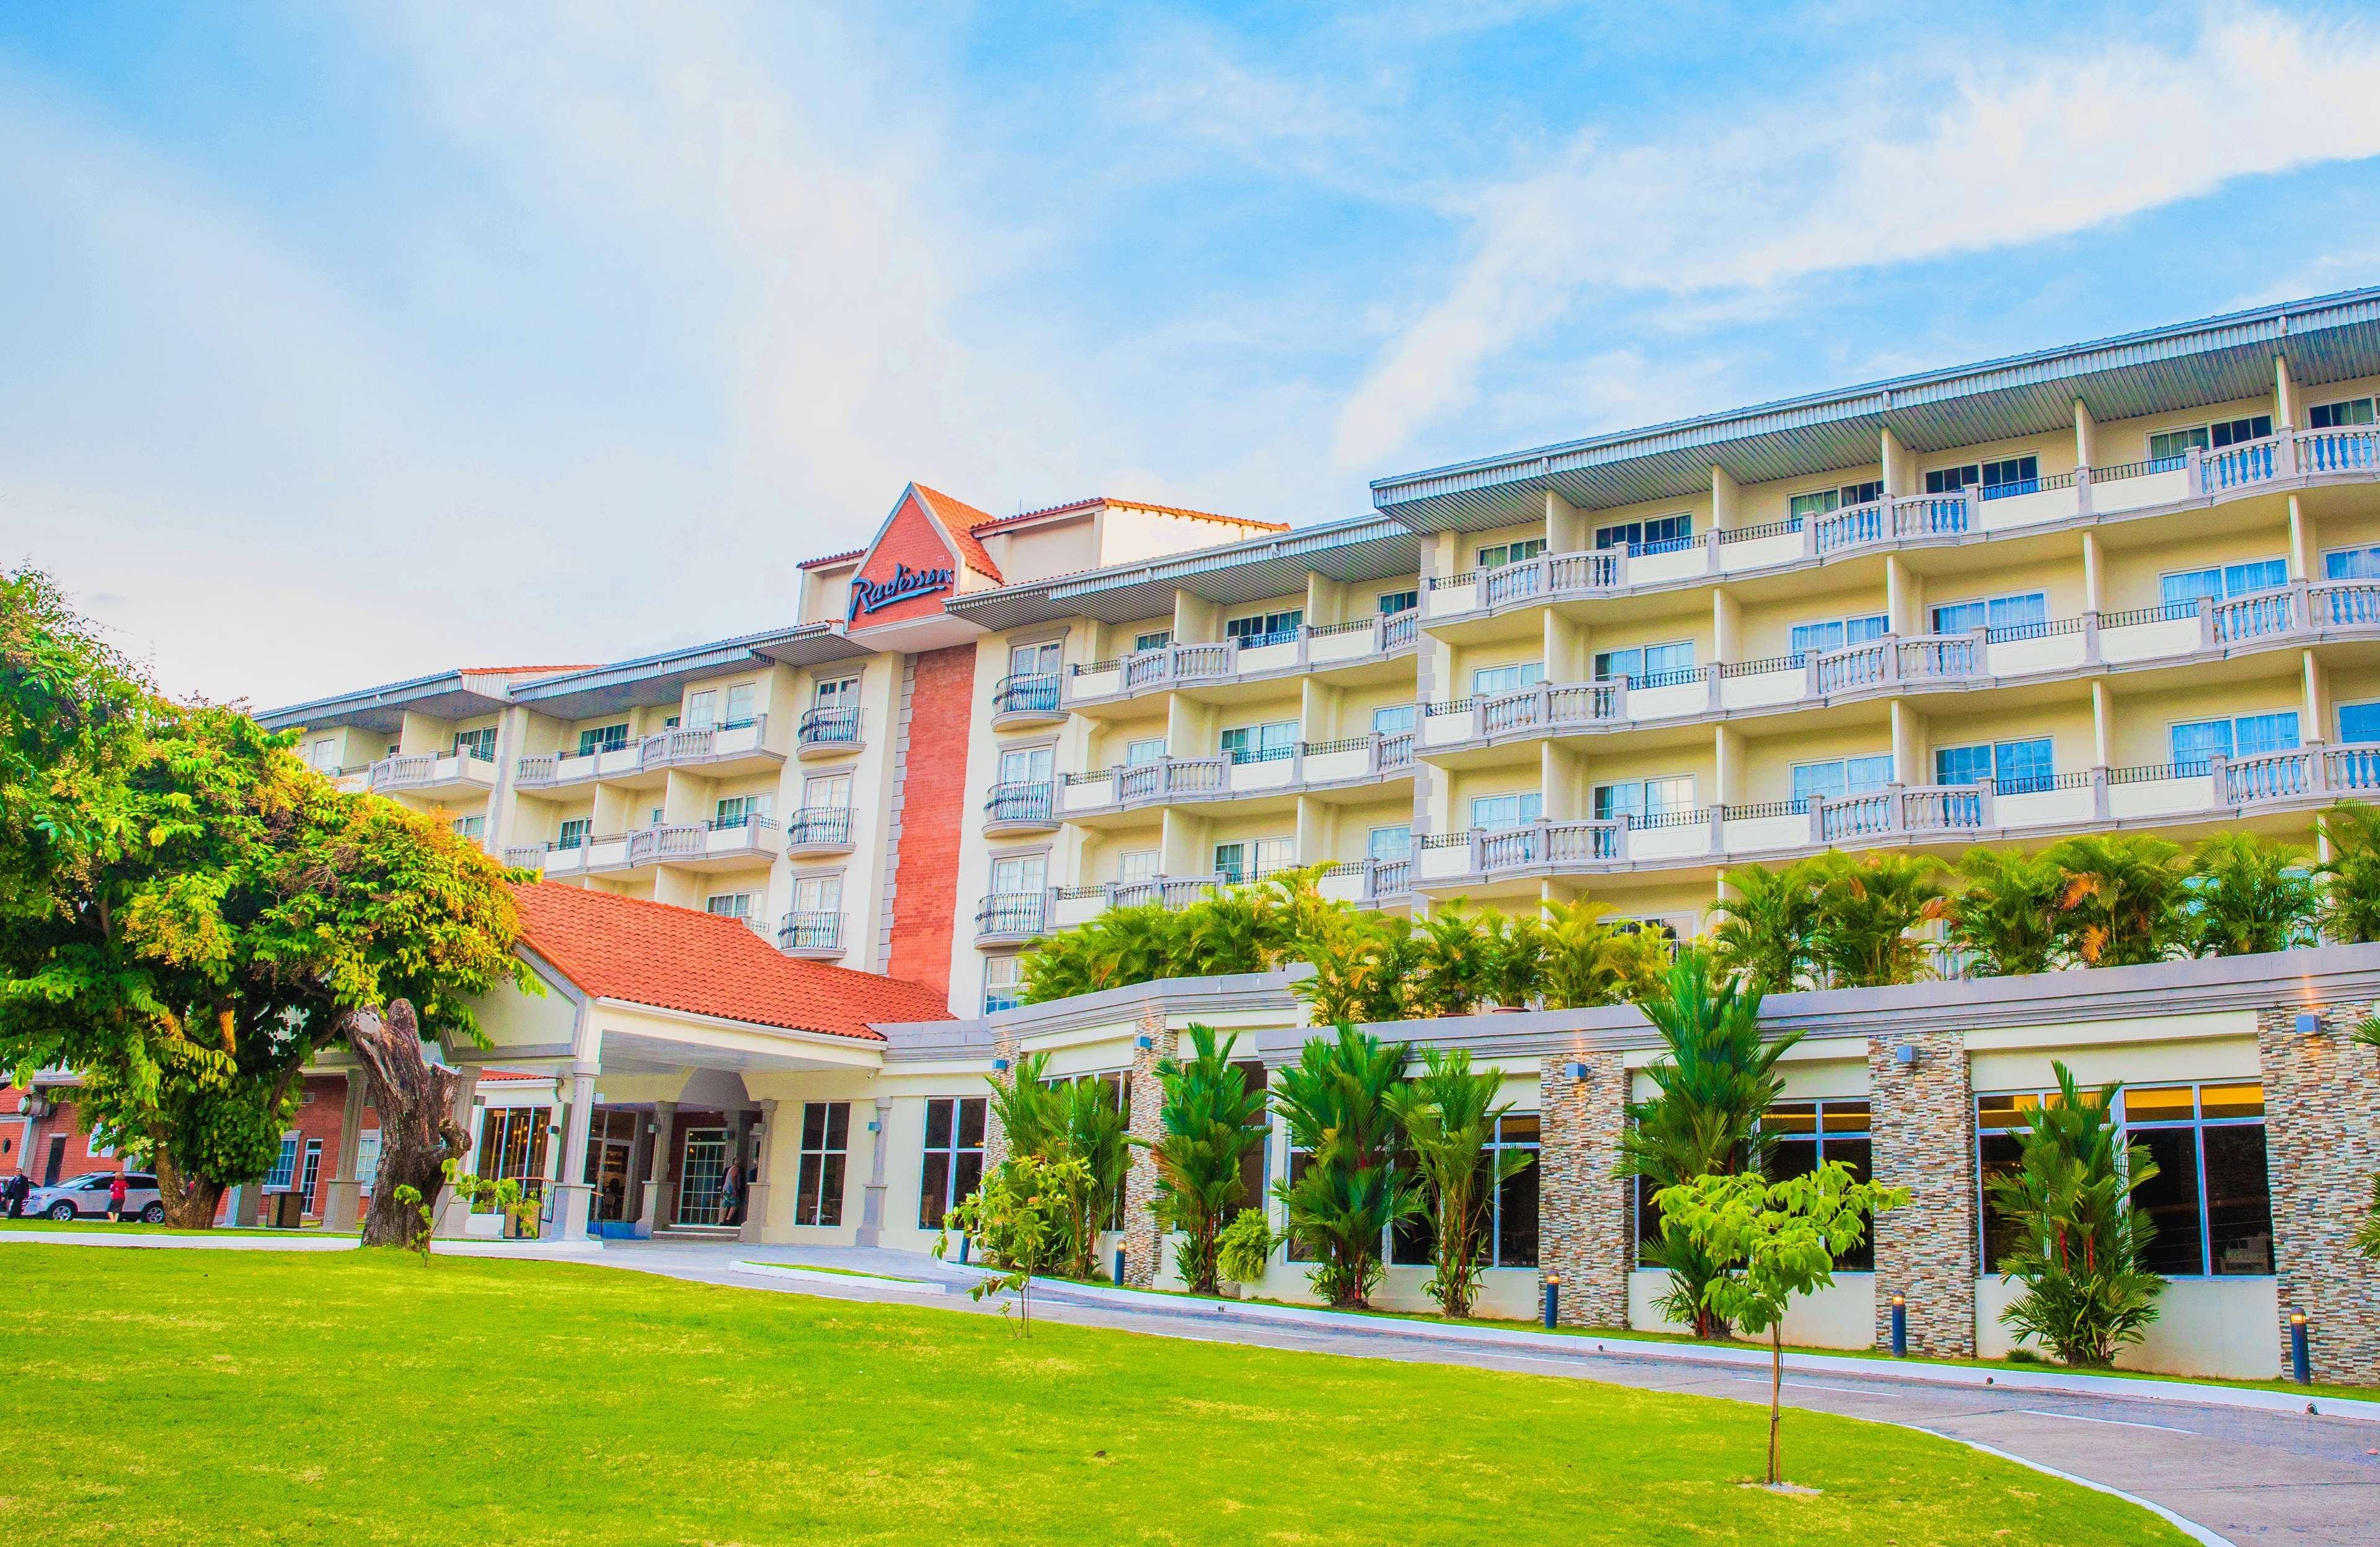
(1368, 825), (1412, 861)
(2149, 415), (2273, 466)
(451, 814), (485, 840)
(1371, 703), (1417, 735)
(1225, 609), (1303, 646)
(1133, 629), (1172, 653)
(2324, 545), (2380, 581)
(2161, 558), (2287, 607)
(1392, 1113), (1539, 1270)
(714, 794), (771, 829)
(264, 1135), (298, 1191)
(1789, 614), (1889, 657)
(556, 818), (591, 850)
(1123, 736), (1167, 767)
(1376, 589), (1418, 615)
(1117, 849), (1159, 884)
(998, 746), (1055, 787)
(803, 773), (852, 809)
(2169, 712), (2299, 771)
(576, 723), (629, 756)
(472, 1108), (551, 1210)
(1790, 755), (1894, 802)
(1469, 791), (1543, 831)
(1764, 1101), (1873, 1267)
(310, 738), (339, 770)
(919, 1097), (989, 1227)
(1470, 661), (1546, 696)
(1475, 538), (1547, 570)
(704, 893), (754, 919)
(2311, 396), (2377, 430)
(1592, 641), (1696, 685)
(1593, 776), (1694, 823)
(2342, 701), (2380, 744)
(723, 682), (756, 728)
(1219, 721), (1298, 764)
(1787, 481), (1884, 522)
(793, 875), (843, 923)
(1214, 838), (1293, 883)
(1595, 513), (1692, 552)
(1009, 640), (1063, 677)
(793, 1103), (850, 1228)
(813, 676), (860, 710)
(684, 689), (715, 729)
(991, 853), (1048, 894)
(300, 1140), (324, 1209)
(355, 1129), (381, 1193)
(1930, 591), (2047, 637)
(1976, 1084), (2272, 1277)
(1926, 455), (2039, 497)
(453, 727), (497, 762)
(649, 806), (665, 826)
(982, 958), (1023, 1016)
(1935, 738), (2054, 794)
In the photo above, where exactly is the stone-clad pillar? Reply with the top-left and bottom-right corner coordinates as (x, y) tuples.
(1869, 1030), (1976, 1356)
(1120, 1003), (1175, 1288)
(2259, 1002), (2380, 1385)
(1537, 1052), (1631, 1328)
(980, 1022), (1025, 1172)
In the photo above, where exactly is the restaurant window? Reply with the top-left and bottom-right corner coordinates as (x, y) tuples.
(1763, 1101), (1873, 1269)
(918, 1097), (988, 1230)
(794, 1102), (851, 1228)
(474, 1108), (551, 1211)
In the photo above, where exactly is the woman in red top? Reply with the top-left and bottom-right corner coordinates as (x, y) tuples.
(107, 1173), (127, 1223)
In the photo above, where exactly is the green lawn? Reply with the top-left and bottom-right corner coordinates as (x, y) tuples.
(1, 1245), (2187, 1546)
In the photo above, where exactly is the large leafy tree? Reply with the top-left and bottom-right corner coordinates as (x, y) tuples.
(0, 568), (532, 1230)
(1143, 1025), (1268, 1295)
(1271, 1023), (1415, 1308)
(1616, 946), (1798, 1338)
(1384, 1047), (1530, 1317)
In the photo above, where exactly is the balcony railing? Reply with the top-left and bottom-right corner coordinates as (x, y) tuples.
(368, 749), (497, 794)
(1061, 730), (1420, 816)
(515, 716), (775, 787)
(984, 780), (1057, 829)
(992, 674), (1063, 721)
(797, 707), (862, 751)
(785, 806), (856, 850)
(777, 911), (843, 955)
(1067, 611), (1423, 705)
(975, 891), (1050, 941)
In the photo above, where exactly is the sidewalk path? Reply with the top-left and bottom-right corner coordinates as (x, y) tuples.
(12, 1229), (2375, 1545)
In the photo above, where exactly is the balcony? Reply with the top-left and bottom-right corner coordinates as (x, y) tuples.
(1063, 610), (1422, 709)
(368, 749), (498, 796)
(1409, 745), (2380, 889)
(1059, 732), (1418, 819)
(785, 806), (857, 857)
(975, 891), (1050, 945)
(504, 816), (780, 879)
(1419, 427), (2380, 625)
(516, 717), (779, 791)
(991, 673), (1065, 729)
(983, 780), (1059, 837)
(777, 910), (846, 961)
(797, 707), (864, 759)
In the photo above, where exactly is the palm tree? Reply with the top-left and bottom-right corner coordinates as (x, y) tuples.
(2181, 833), (2315, 958)
(1708, 861), (1820, 992)
(1987, 1061), (2165, 1367)
(1538, 898), (1668, 1008)
(2045, 833), (2183, 966)
(1271, 1023), (1417, 1307)
(1411, 901), (1494, 1016)
(1616, 946), (1799, 1338)
(1055, 1075), (1131, 1278)
(986, 1050), (1064, 1158)
(1142, 1024), (1269, 1295)
(2318, 802), (2380, 943)
(1291, 909), (1416, 1025)
(1806, 851), (1945, 987)
(1482, 909), (1548, 1009)
(1944, 847), (2064, 976)
(1186, 883), (1275, 976)
(1384, 1048), (1531, 1316)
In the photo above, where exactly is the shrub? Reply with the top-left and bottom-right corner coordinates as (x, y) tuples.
(1385, 1048), (1531, 1317)
(1216, 1207), (1276, 1287)
(1944, 847), (2064, 976)
(2181, 832), (2315, 958)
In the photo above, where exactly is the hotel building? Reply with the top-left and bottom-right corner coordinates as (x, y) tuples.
(216, 288), (2380, 1383)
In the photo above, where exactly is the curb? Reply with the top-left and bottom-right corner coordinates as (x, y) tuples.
(730, 1261), (949, 1295)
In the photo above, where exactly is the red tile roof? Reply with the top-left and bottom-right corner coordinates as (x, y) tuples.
(910, 483), (1004, 582)
(508, 884), (950, 1041)
(797, 548), (864, 572)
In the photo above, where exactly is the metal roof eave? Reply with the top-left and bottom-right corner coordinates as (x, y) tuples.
(256, 670), (498, 732)
(511, 624), (849, 720)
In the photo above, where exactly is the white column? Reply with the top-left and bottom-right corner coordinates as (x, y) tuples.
(548, 1069), (598, 1242)
(740, 1098), (781, 1245)
(324, 1070), (366, 1231)
(432, 1065), (484, 1238)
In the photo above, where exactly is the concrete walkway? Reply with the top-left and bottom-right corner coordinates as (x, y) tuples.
(12, 1229), (2376, 1545)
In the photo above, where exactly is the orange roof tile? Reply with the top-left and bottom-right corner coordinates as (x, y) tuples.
(797, 548), (864, 571)
(508, 884), (950, 1041)
(971, 496), (1289, 536)
(910, 483), (1004, 582)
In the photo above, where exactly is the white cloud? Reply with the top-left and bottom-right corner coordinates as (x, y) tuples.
(1332, 6), (2380, 470)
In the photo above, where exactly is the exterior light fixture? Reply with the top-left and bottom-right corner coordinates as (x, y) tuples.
(1890, 1292), (1908, 1357)
(991, 1057), (1009, 1073)
(1542, 1272), (1562, 1329)
(1564, 1060), (1589, 1080)
(2295, 1012), (2322, 1038)
(1134, 1034), (1154, 1050)
(1893, 1043), (1921, 1068)
(2290, 1311), (2312, 1385)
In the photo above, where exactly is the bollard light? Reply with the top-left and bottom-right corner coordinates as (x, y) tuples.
(2291, 1311), (2312, 1385)
(1543, 1272), (1562, 1329)
(958, 1233), (971, 1266)
(1114, 1245), (1127, 1287)
(1890, 1292), (1908, 1358)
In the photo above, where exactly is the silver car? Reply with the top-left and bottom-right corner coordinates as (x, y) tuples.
(22, 1171), (165, 1223)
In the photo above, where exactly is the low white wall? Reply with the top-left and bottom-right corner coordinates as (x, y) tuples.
(1629, 1267), (1875, 1347)
(1975, 1274), (2279, 1380)
(1164, 1249), (1542, 1321)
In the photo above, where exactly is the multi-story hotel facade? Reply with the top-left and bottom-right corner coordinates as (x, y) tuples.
(218, 289), (2380, 1383)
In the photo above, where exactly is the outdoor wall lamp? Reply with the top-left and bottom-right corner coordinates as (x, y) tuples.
(1134, 1034), (1154, 1049)
(991, 1057), (1009, 1072)
(2294, 1012), (2323, 1037)
(1893, 1043), (1921, 1068)
(1564, 1060), (1589, 1080)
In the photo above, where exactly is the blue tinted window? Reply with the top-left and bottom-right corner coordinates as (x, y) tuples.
(1934, 745), (1993, 786)
(2325, 547), (2380, 580)
(1995, 738), (2055, 793)
(2342, 702), (2380, 743)
(2234, 712), (2299, 757)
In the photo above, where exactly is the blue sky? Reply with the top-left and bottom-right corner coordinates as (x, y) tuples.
(8, 2), (2380, 705)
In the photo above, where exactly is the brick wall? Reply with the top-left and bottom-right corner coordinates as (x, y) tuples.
(2259, 1003), (2380, 1385)
(1120, 1005), (1174, 1287)
(884, 644), (976, 995)
(1869, 1031), (1977, 1356)
(1537, 1053), (1631, 1328)
(846, 492), (967, 629)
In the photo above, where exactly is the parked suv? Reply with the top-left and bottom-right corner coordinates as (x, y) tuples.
(24, 1171), (165, 1223)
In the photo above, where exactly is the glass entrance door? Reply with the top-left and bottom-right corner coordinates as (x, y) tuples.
(585, 1138), (634, 1223)
(676, 1129), (729, 1225)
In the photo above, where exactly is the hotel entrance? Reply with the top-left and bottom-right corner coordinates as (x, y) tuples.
(675, 1128), (730, 1226)
(581, 1109), (639, 1227)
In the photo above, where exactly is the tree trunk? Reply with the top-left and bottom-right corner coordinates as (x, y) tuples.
(1767, 1323), (1784, 1486)
(344, 1000), (470, 1249)
(151, 1146), (223, 1230)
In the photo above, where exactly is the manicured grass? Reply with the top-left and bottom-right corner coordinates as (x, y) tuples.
(0, 1219), (345, 1238)
(740, 1258), (927, 1284)
(2, 1246), (2187, 1546)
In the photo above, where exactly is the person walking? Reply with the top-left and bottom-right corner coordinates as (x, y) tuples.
(719, 1157), (743, 1228)
(2, 1172), (25, 1218)
(107, 1172), (128, 1223)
